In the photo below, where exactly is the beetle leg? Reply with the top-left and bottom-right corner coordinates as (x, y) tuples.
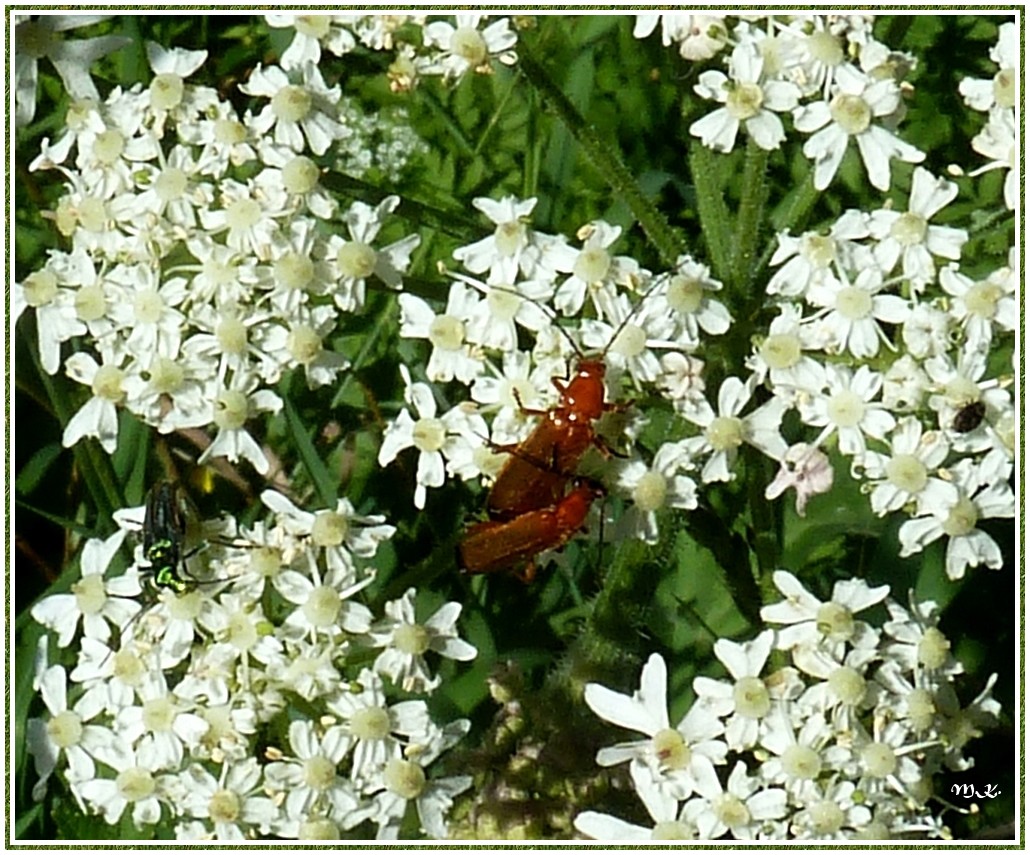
(484, 434), (564, 476)
(591, 433), (629, 459)
(511, 387), (550, 418)
(604, 397), (633, 413)
(514, 561), (537, 584)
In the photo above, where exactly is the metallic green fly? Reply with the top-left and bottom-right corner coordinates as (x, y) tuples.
(142, 481), (202, 595)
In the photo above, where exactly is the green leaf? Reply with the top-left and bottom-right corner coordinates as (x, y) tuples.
(13, 621), (45, 793)
(282, 394), (336, 508)
(899, 15), (945, 49)
(14, 443), (64, 495)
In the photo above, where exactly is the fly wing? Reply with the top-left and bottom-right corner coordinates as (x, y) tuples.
(143, 482), (181, 552)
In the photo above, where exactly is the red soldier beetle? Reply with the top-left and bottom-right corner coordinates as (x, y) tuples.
(483, 287), (653, 521)
(485, 358), (623, 519)
(458, 479), (605, 581)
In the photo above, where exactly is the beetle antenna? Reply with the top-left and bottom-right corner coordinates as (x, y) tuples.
(441, 269), (587, 360)
(595, 268), (673, 362)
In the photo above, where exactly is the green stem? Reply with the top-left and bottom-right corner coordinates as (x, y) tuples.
(730, 138), (770, 296)
(523, 80), (541, 200)
(688, 141), (733, 284)
(747, 453), (780, 593)
(965, 205), (1016, 238)
(518, 48), (684, 269)
(281, 394), (337, 509)
(770, 162), (821, 232)
(473, 71), (519, 157)
(567, 536), (655, 688)
(590, 538), (648, 644)
(758, 163), (821, 272)
(331, 296), (395, 409)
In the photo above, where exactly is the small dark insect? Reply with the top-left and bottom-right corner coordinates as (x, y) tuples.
(142, 481), (200, 594)
(106, 481), (206, 658)
(952, 400), (987, 434)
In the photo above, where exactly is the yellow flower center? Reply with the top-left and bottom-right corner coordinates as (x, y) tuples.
(830, 93), (872, 135)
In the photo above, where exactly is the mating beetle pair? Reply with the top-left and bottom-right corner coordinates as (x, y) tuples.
(458, 357), (623, 581)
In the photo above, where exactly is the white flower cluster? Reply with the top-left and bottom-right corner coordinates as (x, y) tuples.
(575, 570), (1000, 840)
(381, 175), (1013, 578)
(15, 37), (422, 475)
(755, 163), (1015, 578)
(14, 15), (131, 128)
(335, 98), (431, 183)
(14, 13), (1014, 841)
(637, 15), (936, 194)
(958, 21), (1018, 210)
(377, 17), (1014, 578)
(643, 14), (928, 190)
(639, 15), (1016, 207)
(27, 490), (477, 839)
(265, 13), (518, 90)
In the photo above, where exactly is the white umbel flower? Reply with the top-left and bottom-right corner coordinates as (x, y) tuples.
(690, 41), (801, 152)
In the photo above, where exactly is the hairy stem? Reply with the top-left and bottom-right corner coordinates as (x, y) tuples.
(730, 137), (770, 297)
(518, 47), (684, 269)
(688, 141), (733, 284)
